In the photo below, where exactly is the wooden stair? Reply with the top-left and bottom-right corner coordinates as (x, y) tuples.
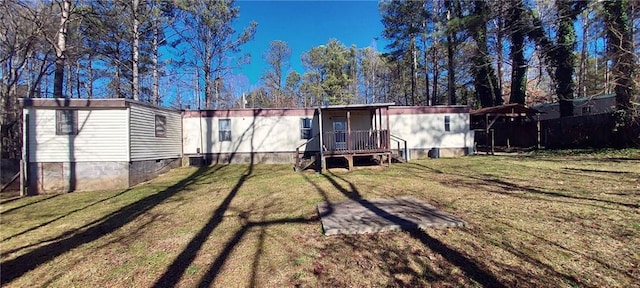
(390, 153), (406, 163)
(295, 154), (317, 172)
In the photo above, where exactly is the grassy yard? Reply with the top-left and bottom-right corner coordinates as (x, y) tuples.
(1, 149), (639, 287)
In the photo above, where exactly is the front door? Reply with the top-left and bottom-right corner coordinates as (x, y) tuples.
(333, 117), (347, 150)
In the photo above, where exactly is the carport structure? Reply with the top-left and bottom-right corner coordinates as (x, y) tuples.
(471, 104), (541, 154)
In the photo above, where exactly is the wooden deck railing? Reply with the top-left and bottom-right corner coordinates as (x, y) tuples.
(323, 130), (390, 154)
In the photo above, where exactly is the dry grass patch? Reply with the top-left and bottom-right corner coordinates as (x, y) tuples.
(1, 149), (639, 287)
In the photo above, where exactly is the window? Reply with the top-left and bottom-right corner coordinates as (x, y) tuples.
(219, 119), (231, 142)
(56, 109), (78, 135)
(444, 115), (451, 132)
(155, 115), (167, 137)
(300, 118), (312, 139)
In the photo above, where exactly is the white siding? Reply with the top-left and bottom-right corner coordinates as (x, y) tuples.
(321, 110), (372, 132)
(27, 108), (129, 162)
(182, 115), (319, 154)
(389, 113), (471, 149)
(129, 104), (182, 161)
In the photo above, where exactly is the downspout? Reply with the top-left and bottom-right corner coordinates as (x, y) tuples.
(318, 107), (324, 172)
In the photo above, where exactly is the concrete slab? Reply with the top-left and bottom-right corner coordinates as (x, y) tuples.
(317, 196), (466, 236)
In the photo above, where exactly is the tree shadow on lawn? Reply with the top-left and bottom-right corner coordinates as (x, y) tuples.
(469, 175), (639, 210)
(490, 218), (636, 279)
(152, 162), (255, 288)
(152, 170), (335, 288)
(318, 171), (506, 288)
(562, 167), (638, 175)
(0, 165), (217, 285)
(0, 194), (63, 214)
(1, 188), (135, 244)
(398, 162), (637, 285)
(404, 161), (638, 211)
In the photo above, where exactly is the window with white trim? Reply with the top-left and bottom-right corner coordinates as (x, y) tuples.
(56, 109), (78, 135)
(155, 115), (167, 137)
(444, 115), (451, 132)
(300, 118), (312, 139)
(219, 119), (231, 142)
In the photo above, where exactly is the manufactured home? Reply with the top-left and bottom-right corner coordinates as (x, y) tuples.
(20, 98), (182, 193)
(532, 94), (616, 120)
(182, 104), (474, 169)
(21, 99), (473, 193)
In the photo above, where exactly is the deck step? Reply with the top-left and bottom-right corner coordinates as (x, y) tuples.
(295, 155), (317, 172)
(390, 153), (405, 163)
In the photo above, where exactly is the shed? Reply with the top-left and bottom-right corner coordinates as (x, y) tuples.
(20, 98), (182, 194)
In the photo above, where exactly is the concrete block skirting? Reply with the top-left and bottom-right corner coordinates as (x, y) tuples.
(28, 161), (129, 194)
(395, 147), (470, 160)
(185, 152), (309, 165)
(28, 158), (181, 194)
(129, 158), (181, 186)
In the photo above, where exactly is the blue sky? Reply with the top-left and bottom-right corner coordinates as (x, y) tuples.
(231, 0), (389, 88)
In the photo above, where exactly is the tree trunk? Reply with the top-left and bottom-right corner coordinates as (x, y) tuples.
(152, 15), (160, 104)
(76, 57), (81, 98)
(556, 1), (577, 117)
(446, 32), (456, 105)
(577, 10), (589, 98)
(204, 68), (212, 108)
(603, 0), (635, 111)
(432, 47), (439, 105)
(66, 61), (73, 98)
(509, 1), (527, 104)
(87, 56), (93, 99)
(496, 1), (504, 102)
(422, 2), (430, 106)
(472, 0), (502, 107)
(131, 0), (140, 101)
(410, 38), (417, 106)
(115, 67), (121, 98)
(54, 0), (70, 98)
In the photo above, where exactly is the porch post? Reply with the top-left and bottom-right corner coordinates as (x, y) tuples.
(385, 106), (390, 166)
(485, 114), (489, 155)
(318, 107), (325, 172)
(347, 110), (351, 151)
(378, 108), (383, 148)
(536, 113), (541, 149)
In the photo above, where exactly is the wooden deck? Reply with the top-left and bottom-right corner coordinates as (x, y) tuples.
(323, 130), (390, 155)
(321, 129), (391, 170)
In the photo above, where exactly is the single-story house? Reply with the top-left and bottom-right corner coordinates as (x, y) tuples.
(182, 103), (474, 169)
(21, 99), (474, 193)
(532, 94), (616, 120)
(20, 98), (182, 193)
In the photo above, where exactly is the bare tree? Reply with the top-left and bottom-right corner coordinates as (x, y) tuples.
(53, 0), (71, 98)
(173, 0), (257, 108)
(261, 40), (292, 107)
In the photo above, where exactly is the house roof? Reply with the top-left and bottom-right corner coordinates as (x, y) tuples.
(532, 93), (616, 109)
(471, 103), (540, 116)
(319, 102), (396, 111)
(20, 98), (180, 113)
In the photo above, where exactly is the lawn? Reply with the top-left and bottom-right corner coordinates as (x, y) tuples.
(1, 149), (639, 287)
